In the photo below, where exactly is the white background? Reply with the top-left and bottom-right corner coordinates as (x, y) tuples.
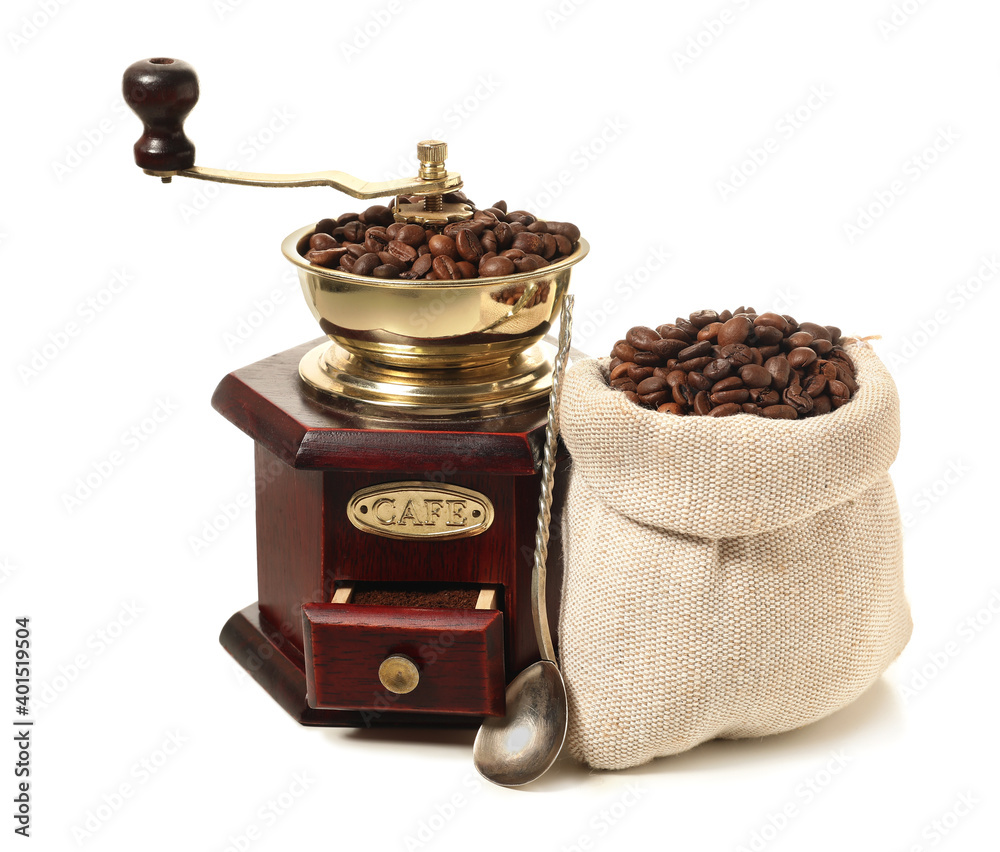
(3, 0), (999, 849)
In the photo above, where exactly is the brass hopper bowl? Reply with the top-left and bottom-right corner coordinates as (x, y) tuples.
(285, 227), (589, 412)
(123, 56), (588, 413)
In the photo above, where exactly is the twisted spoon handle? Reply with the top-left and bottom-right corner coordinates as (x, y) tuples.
(531, 294), (575, 664)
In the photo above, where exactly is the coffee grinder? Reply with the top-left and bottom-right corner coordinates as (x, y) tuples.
(122, 58), (588, 727)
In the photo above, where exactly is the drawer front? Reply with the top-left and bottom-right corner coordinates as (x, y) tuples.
(302, 604), (505, 716)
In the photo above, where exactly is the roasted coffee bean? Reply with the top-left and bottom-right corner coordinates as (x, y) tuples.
(428, 234), (458, 259)
(711, 388), (749, 405)
(688, 372), (712, 392)
(637, 376), (669, 396)
(364, 227), (390, 253)
(373, 264), (400, 279)
(626, 326), (661, 352)
(610, 362), (631, 382)
(304, 247), (346, 268)
(387, 240), (418, 264)
(634, 351), (663, 367)
(432, 255), (460, 280)
(623, 391), (640, 404)
(765, 355), (792, 390)
(411, 254), (434, 277)
(309, 232), (339, 251)
(677, 340), (713, 361)
(762, 404), (798, 419)
(672, 383), (695, 407)
(826, 325), (842, 342)
(752, 325), (784, 346)
(783, 383), (814, 414)
(787, 347), (818, 368)
(787, 331), (814, 349)
(377, 251), (406, 269)
(641, 391), (671, 407)
(608, 308), (856, 417)
(676, 356), (714, 372)
(315, 218), (337, 236)
(718, 316), (752, 346)
(703, 359), (732, 382)
(652, 337), (688, 359)
(709, 403), (742, 417)
(627, 364), (655, 383)
(456, 228), (484, 262)
(812, 395), (833, 415)
(658, 402), (685, 414)
(351, 252), (381, 276)
(740, 364), (772, 388)
(359, 204), (394, 227)
(611, 377), (637, 391)
(720, 343), (754, 366)
(804, 375), (827, 397)
(479, 255), (515, 277)
(689, 309), (719, 328)
(455, 261), (478, 278)
(697, 322), (724, 341)
(799, 322), (832, 342)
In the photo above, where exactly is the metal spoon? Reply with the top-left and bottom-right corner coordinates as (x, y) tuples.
(473, 295), (574, 787)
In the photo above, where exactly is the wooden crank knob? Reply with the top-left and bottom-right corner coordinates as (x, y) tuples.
(122, 57), (199, 172)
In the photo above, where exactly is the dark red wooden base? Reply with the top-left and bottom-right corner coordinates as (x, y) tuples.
(214, 340), (565, 728)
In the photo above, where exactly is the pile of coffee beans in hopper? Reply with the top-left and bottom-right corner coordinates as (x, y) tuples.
(301, 193), (581, 281)
(609, 308), (858, 419)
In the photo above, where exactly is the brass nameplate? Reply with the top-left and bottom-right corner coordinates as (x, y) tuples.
(347, 481), (494, 541)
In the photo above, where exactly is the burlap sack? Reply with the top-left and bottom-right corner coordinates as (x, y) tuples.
(557, 341), (911, 770)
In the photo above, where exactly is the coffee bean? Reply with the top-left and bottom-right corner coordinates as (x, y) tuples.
(804, 375), (827, 397)
(812, 395), (833, 415)
(637, 376), (669, 396)
(709, 403), (742, 417)
(387, 240), (418, 264)
(752, 325), (784, 346)
(787, 331), (814, 348)
(711, 388), (749, 405)
(697, 322), (724, 341)
(703, 359), (732, 382)
(689, 310), (719, 328)
(712, 376), (744, 394)
(677, 340), (713, 361)
(309, 232), (339, 251)
(740, 364), (771, 388)
(688, 372), (712, 392)
(373, 264), (400, 279)
(787, 347), (818, 368)
(753, 312), (787, 332)
(693, 391), (712, 416)
(672, 383), (695, 407)
(783, 383), (814, 414)
(799, 322), (832, 342)
(304, 247), (346, 268)
(658, 402), (685, 414)
(626, 326), (661, 352)
(456, 228), (484, 262)
(350, 253), (380, 276)
(762, 405), (798, 419)
(765, 355), (791, 390)
(411, 254), (434, 277)
(742, 403), (763, 416)
(432, 255), (460, 280)
(610, 362), (631, 382)
(641, 390), (671, 407)
(480, 255), (516, 277)
(718, 316), (752, 346)
(720, 343), (753, 366)
(676, 356), (714, 372)
(395, 223), (426, 247)
(455, 260), (478, 278)
(652, 337), (688, 359)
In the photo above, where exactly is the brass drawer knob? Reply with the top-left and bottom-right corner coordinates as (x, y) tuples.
(378, 655), (420, 694)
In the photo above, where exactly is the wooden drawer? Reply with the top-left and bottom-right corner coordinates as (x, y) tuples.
(302, 586), (505, 717)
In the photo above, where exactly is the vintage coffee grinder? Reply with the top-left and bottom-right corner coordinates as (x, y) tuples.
(123, 59), (588, 728)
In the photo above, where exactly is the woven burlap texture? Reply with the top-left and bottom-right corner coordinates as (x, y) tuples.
(557, 342), (912, 770)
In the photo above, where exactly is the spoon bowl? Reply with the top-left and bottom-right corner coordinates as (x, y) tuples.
(473, 661), (568, 787)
